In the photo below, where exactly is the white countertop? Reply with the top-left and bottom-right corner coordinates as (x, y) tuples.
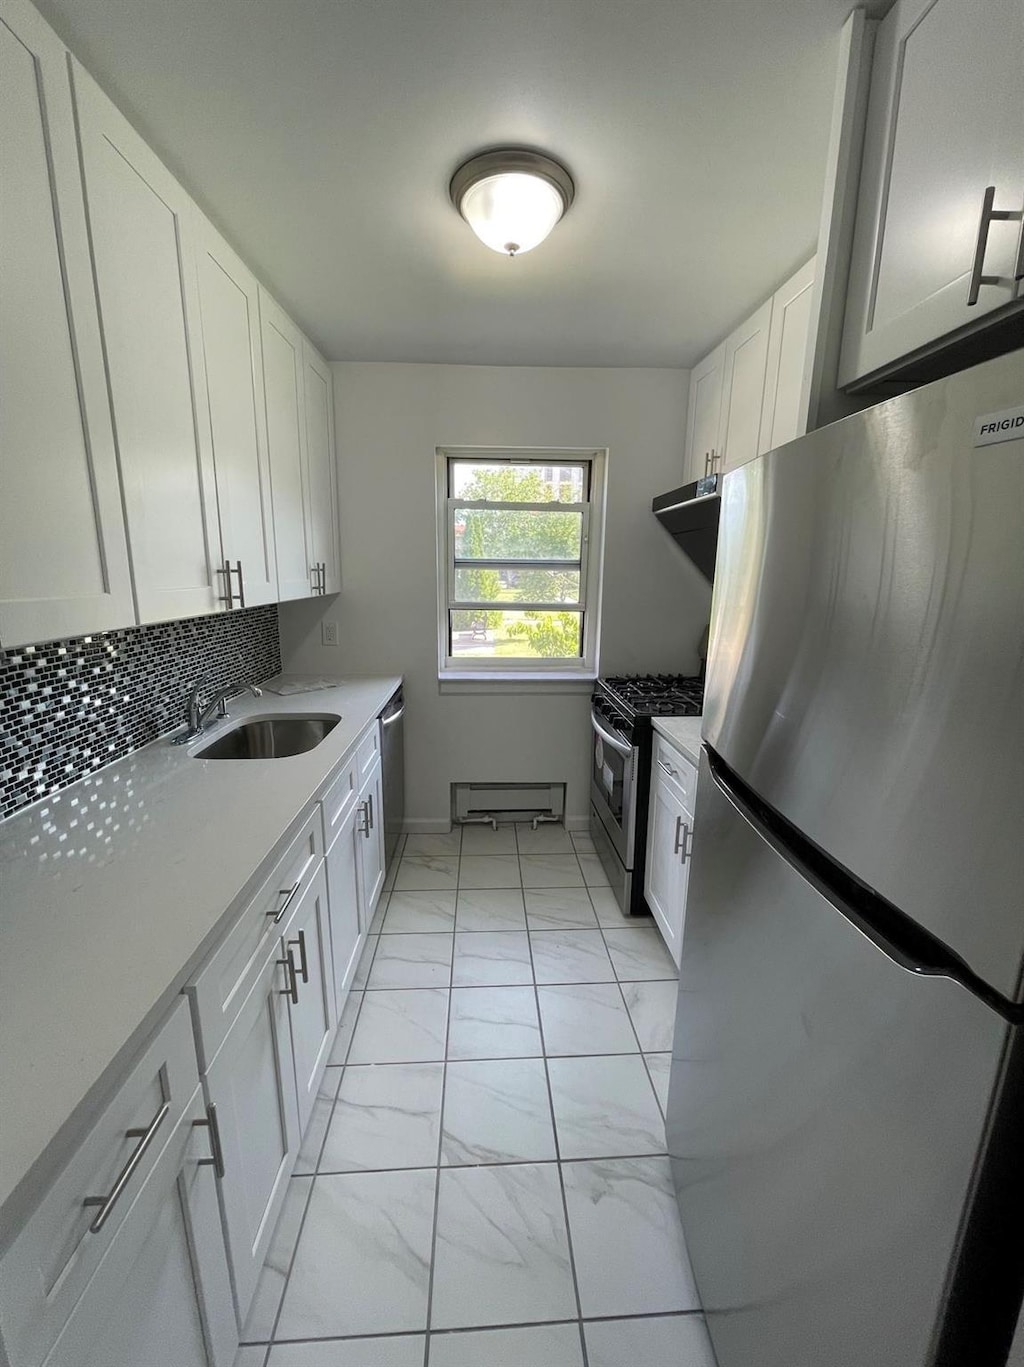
(651, 715), (704, 767)
(0, 674), (401, 1240)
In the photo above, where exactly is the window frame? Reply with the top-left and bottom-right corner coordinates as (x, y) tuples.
(436, 447), (607, 685)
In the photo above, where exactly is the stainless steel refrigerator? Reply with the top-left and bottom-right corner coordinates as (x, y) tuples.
(667, 350), (1024, 1367)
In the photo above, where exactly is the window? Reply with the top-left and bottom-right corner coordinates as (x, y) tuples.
(437, 448), (606, 680)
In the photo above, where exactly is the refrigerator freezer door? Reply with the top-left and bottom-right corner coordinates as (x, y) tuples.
(668, 754), (1013, 1367)
(703, 350), (1024, 1000)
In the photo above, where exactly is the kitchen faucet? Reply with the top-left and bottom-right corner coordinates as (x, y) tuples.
(173, 674), (263, 744)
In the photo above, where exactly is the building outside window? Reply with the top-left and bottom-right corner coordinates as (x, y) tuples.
(436, 448), (607, 679)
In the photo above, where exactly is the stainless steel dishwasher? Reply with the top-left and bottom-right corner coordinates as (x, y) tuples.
(379, 686), (405, 869)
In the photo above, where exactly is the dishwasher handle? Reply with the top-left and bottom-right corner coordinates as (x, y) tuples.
(381, 705), (405, 728)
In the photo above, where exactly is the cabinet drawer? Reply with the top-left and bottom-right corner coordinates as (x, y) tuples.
(652, 735), (697, 814)
(188, 808), (322, 1068)
(321, 751), (359, 853)
(0, 999), (199, 1367)
(357, 720), (380, 777)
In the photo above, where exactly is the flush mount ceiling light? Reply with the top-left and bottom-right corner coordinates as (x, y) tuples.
(449, 148), (575, 257)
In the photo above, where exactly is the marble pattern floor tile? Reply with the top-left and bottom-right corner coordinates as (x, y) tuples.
(393, 854), (459, 891)
(519, 854), (584, 888)
(366, 933), (453, 989)
(428, 1323), (584, 1366)
(460, 823), (518, 853)
(352, 935), (379, 990)
(536, 982), (639, 1056)
(268, 1338), (425, 1366)
(548, 1054), (664, 1158)
(276, 1168), (436, 1338)
(446, 987), (542, 1059)
(347, 988), (449, 1064)
(369, 898), (387, 933)
(403, 831), (462, 857)
(319, 1063), (444, 1172)
(603, 927), (679, 981)
(586, 887), (636, 928)
(234, 1348), (268, 1367)
(431, 1163), (577, 1328)
(562, 1157), (700, 1318)
(569, 832), (596, 856)
(621, 980), (679, 1053)
(452, 931), (533, 986)
(441, 1058), (556, 1165)
(514, 823), (575, 854)
(381, 890), (456, 933)
(645, 1052), (672, 1113)
(240, 1175), (312, 1343)
(529, 928), (615, 984)
(328, 989), (364, 1064)
(576, 852), (611, 887)
(294, 1069), (344, 1175)
(584, 1314), (717, 1367)
(454, 888), (526, 931)
(524, 888), (598, 931)
(457, 854), (522, 888)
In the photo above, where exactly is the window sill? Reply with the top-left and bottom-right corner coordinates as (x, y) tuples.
(439, 670), (596, 696)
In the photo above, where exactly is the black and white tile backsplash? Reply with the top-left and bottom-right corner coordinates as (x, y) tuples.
(0, 606), (281, 821)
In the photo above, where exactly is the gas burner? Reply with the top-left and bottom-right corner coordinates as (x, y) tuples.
(597, 672), (704, 721)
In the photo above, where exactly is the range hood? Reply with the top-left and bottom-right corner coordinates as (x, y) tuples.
(652, 474), (721, 581)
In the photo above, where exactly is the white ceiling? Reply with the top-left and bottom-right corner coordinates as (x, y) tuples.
(37, 0), (859, 367)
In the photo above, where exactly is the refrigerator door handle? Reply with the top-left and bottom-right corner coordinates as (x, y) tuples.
(705, 747), (1024, 1026)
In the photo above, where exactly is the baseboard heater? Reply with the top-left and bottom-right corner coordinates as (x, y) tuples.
(452, 782), (566, 827)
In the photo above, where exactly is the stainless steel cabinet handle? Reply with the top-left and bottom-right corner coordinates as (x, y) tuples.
(278, 952), (299, 1005)
(358, 800), (370, 837)
(658, 759), (679, 778)
(367, 793), (375, 831)
(703, 452), (711, 476)
(82, 1101), (170, 1233)
(319, 561), (327, 594)
(269, 878), (302, 925)
(217, 559), (245, 609)
(678, 821), (692, 865)
(193, 1101), (225, 1179)
(673, 815), (685, 855)
(288, 928), (309, 984)
(967, 186), (1024, 304)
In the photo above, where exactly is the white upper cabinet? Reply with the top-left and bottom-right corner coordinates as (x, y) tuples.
(683, 341), (726, 483)
(759, 255), (817, 454)
(193, 213), (279, 607)
(72, 62), (222, 624)
(720, 298), (772, 473)
(260, 290), (314, 601)
(839, 0), (1024, 386)
(0, 0), (134, 647)
(302, 340), (341, 595)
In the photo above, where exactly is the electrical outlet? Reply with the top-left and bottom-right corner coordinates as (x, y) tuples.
(321, 620), (339, 647)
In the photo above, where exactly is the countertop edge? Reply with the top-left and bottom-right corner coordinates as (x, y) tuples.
(651, 715), (705, 768)
(0, 674), (402, 1246)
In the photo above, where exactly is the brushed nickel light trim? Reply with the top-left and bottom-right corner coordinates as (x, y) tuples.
(449, 148), (576, 256)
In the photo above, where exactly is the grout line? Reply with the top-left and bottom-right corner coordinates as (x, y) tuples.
(422, 917), (456, 1367)
(521, 833), (589, 1367)
(312, 1149), (668, 1179)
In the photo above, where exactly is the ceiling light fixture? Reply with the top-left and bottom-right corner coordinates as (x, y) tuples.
(449, 148), (575, 257)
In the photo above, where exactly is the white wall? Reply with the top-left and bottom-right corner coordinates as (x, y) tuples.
(278, 363), (711, 828)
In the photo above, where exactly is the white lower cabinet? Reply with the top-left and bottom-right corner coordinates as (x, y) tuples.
(644, 738), (697, 968)
(203, 932), (300, 1323)
(284, 863), (337, 1134)
(43, 1088), (236, 1367)
(326, 799), (365, 1013)
(356, 758), (386, 927)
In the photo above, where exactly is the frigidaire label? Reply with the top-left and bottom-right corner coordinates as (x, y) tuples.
(973, 404), (1024, 447)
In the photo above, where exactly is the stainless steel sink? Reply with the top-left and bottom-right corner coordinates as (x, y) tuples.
(194, 714), (340, 760)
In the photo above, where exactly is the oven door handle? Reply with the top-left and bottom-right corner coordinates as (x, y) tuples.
(591, 711), (634, 758)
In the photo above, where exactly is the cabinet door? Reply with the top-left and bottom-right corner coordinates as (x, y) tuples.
(72, 62), (222, 625)
(43, 1087), (236, 1367)
(260, 289), (314, 601)
(720, 299), (772, 474)
(193, 213), (279, 607)
(204, 939), (300, 1323)
(302, 340), (341, 594)
(683, 342), (726, 483)
(357, 762), (386, 929)
(326, 802), (364, 1016)
(644, 774), (691, 969)
(839, 0), (1023, 385)
(283, 862), (336, 1135)
(758, 256), (816, 455)
(0, 0), (133, 647)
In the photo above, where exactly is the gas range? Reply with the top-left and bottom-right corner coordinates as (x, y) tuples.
(593, 673), (704, 743)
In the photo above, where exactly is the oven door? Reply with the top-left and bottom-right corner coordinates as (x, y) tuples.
(590, 707), (638, 867)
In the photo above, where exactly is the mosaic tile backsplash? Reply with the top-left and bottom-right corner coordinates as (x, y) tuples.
(0, 606), (281, 821)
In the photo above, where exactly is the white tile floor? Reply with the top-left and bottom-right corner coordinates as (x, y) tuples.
(235, 825), (716, 1367)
